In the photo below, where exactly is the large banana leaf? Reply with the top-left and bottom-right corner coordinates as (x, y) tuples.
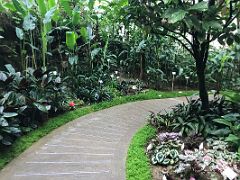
(48, 0), (59, 22)
(66, 31), (76, 50)
(36, 0), (47, 17)
(12, 0), (27, 16)
(72, 9), (81, 26)
(60, 0), (72, 17)
(0, 0), (6, 12)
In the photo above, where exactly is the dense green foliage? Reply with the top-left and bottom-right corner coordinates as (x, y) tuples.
(150, 96), (237, 134)
(126, 0), (240, 109)
(149, 92), (240, 151)
(0, 64), (74, 146)
(208, 45), (240, 90)
(0, 0), (239, 92)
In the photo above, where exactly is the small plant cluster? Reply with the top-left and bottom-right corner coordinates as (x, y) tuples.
(116, 79), (144, 95)
(150, 132), (181, 166)
(147, 132), (240, 179)
(70, 72), (114, 103)
(147, 92), (240, 179)
(0, 64), (75, 146)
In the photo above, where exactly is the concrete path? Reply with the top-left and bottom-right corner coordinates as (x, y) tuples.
(0, 97), (187, 180)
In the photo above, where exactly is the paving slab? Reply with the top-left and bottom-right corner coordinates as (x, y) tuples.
(0, 97), (187, 180)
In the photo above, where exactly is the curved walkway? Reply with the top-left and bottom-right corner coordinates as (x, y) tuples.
(0, 97), (186, 180)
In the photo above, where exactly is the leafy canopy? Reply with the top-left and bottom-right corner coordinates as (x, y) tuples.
(126, 0), (240, 58)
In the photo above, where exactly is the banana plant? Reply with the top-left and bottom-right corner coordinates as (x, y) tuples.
(9, 0), (58, 69)
(15, 27), (26, 70)
(10, 0), (36, 69)
(38, 0), (57, 69)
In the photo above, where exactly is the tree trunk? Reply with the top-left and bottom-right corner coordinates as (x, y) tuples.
(192, 31), (210, 110)
(196, 58), (209, 110)
(139, 53), (145, 80)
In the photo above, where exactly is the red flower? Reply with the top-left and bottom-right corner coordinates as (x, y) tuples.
(69, 101), (75, 107)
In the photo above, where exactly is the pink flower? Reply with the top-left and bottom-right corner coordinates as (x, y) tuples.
(203, 155), (212, 162)
(189, 177), (196, 180)
(69, 101), (75, 107)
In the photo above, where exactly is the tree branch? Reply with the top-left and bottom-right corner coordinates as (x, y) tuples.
(161, 25), (193, 47)
(224, 10), (240, 28)
(164, 33), (194, 57)
(143, 3), (193, 47)
(209, 10), (240, 42)
(203, 33), (210, 65)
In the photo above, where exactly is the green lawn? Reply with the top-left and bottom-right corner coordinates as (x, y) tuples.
(0, 90), (196, 170)
(126, 125), (156, 180)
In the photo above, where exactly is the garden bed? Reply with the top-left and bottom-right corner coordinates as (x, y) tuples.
(147, 92), (240, 180)
(127, 92), (240, 180)
(148, 132), (240, 180)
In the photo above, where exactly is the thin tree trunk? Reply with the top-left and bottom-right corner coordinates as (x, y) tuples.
(196, 59), (209, 110)
(139, 53), (146, 80)
(140, 54), (143, 80)
(237, 17), (240, 29)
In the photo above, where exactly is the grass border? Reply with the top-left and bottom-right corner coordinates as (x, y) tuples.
(0, 90), (196, 170)
(126, 125), (156, 180)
